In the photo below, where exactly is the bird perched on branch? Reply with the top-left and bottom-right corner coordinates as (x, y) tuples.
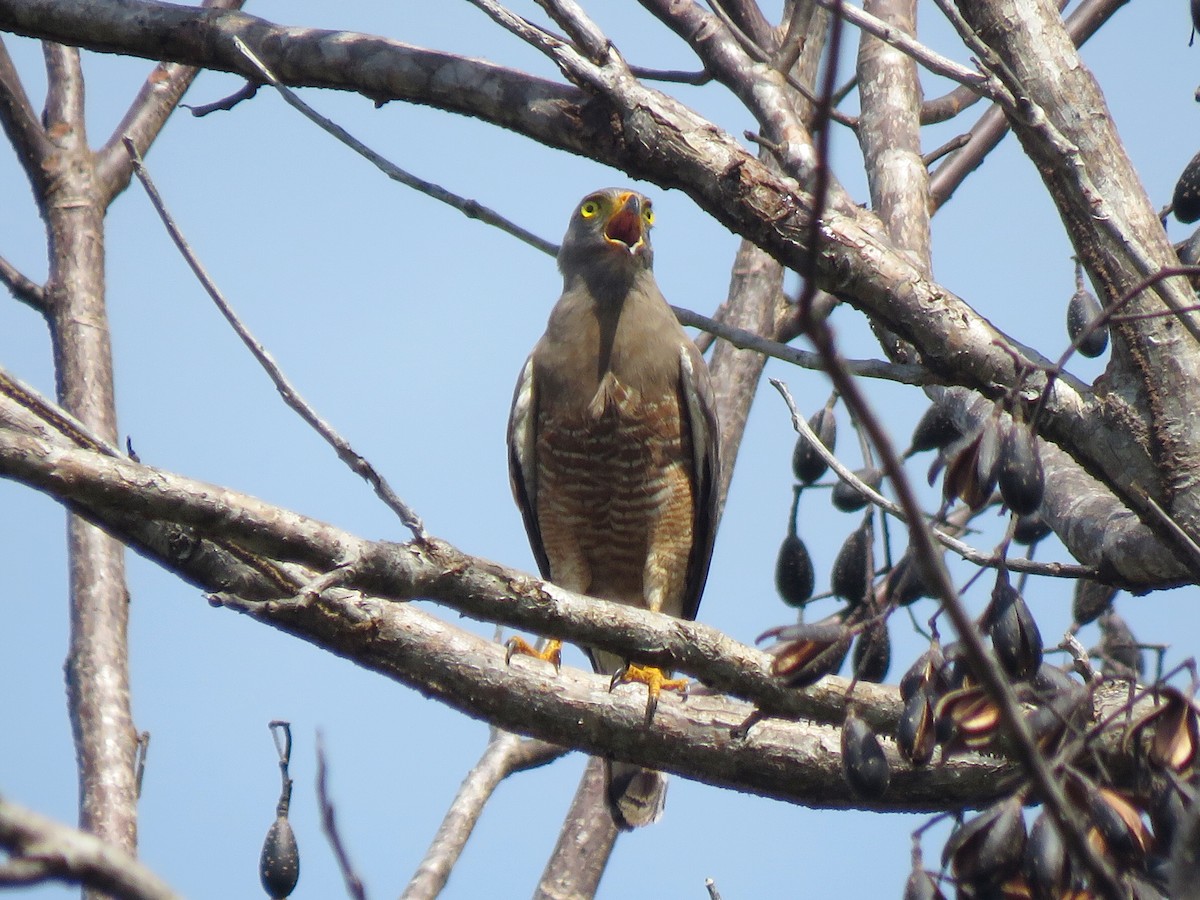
(506, 188), (721, 828)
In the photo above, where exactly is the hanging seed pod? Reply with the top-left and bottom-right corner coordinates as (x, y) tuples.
(987, 572), (1043, 681)
(1150, 780), (1189, 850)
(998, 421), (1045, 516)
(831, 466), (882, 513)
(831, 523), (871, 606)
(943, 798), (1028, 886)
(901, 642), (948, 702)
(1066, 286), (1109, 358)
(1025, 812), (1071, 900)
(1169, 789), (1200, 900)
(775, 533), (815, 608)
(902, 867), (946, 900)
(1072, 579), (1118, 627)
(1130, 687), (1200, 772)
(852, 620), (891, 684)
(936, 684), (1002, 752)
(898, 688), (937, 766)
(1175, 150), (1200, 224)
(841, 710), (890, 799)
(1013, 512), (1052, 546)
(886, 553), (933, 607)
(1088, 785), (1152, 867)
(906, 402), (961, 457)
(792, 401), (837, 484)
(942, 420), (1000, 511)
(260, 815), (300, 899)
(762, 619), (851, 688)
(1098, 610), (1144, 678)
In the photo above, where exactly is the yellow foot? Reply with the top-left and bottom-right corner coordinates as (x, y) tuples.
(504, 636), (562, 673)
(610, 664), (689, 724)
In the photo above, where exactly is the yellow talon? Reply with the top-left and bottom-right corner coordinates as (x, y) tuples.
(504, 636), (562, 673)
(610, 664), (689, 723)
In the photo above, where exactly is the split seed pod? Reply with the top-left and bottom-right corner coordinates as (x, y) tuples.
(1130, 687), (1200, 772)
(898, 688), (937, 767)
(943, 797), (1028, 885)
(831, 523), (871, 606)
(936, 684), (1002, 753)
(942, 420), (1001, 511)
(763, 619), (851, 688)
(775, 533), (815, 608)
(841, 710), (890, 799)
(792, 403), (837, 484)
(1066, 286), (1109, 358)
(1088, 785), (1152, 867)
(831, 466), (882, 513)
(987, 572), (1043, 681)
(260, 815), (300, 899)
(998, 421), (1045, 516)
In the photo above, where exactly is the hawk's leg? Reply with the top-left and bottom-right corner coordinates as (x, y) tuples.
(610, 663), (689, 724)
(504, 636), (562, 673)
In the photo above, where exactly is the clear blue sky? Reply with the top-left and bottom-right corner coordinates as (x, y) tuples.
(2, 3), (1198, 897)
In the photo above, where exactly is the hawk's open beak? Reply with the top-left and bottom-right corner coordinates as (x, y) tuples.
(604, 192), (644, 252)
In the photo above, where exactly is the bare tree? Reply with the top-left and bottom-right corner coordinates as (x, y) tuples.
(2, 1), (1199, 897)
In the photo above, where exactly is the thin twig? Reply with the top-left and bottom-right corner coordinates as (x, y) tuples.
(122, 137), (427, 540)
(183, 79), (260, 116)
(230, 37), (559, 259)
(0, 254), (44, 311)
(316, 734), (368, 900)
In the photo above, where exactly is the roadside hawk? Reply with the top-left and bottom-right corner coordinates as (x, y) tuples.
(507, 188), (721, 829)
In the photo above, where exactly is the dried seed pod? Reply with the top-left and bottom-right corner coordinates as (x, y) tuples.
(1025, 812), (1070, 900)
(763, 619), (851, 688)
(943, 797), (1028, 885)
(1089, 785), (1152, 866)
(792, 403), (837, 484)
(1150, 780), (1189, 850)
(1130, 687), (1200, 772)
(1067, 287), (1109, 358)
(902, 867), (946, 900)
(1098, 610), (1144, 678)
(987, 572), (1043, 681)
(898, 688), (937, 767)
(831, 466), (882, 513)
(1175, 150), (1200, 224)
(841, 710), (890, 799)
(831, 523), (871, 606)
(943, 421), (1000, 510)
(775, 533), (815, 608)
(260, 815), (300, 899)
(998, 421), (1045, 516)
(936, 685), (1002, 752)
(1013, 512), (1051, 546)
(1169, 788), (1200, 900)
(886, 554), (933, 607)
(901, 643), (950, 702)
(906, 402), (961, 457)
(1072, 579), (1118, 627)
(852, 620), (891, 683)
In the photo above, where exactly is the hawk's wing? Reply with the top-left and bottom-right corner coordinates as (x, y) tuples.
(677, 342), (721, 623)
(507, 354), (552, 580)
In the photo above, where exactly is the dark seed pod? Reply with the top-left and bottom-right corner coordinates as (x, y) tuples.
(1025, 812), (1070, 900)
(902, 867), (945, 900)
(1130, 687), (1200, 772)
(792, 403), (837, 484)
(260, 815), (300, 899)
(841, 711), (890, 799)
(906, 402), (962, 457)
(830, 523), (871, 606)
(886, 554), (933, 607)
(764, 618), (851, 688)
(775, 533), (815, 608)
(1013, 512), (1051, 546)
(943, 421), (1000, 511)
(1072, 579), (1117, 627)
(987, 572), (1043, 681)
(898, 688), (937, 766)
(998, 422), (1045, 516)
(1169, 779), (1200, 900)
(1067, 286), (1109, 358)
(943, 797), (1027, 885)
(1088, 785), (1152, 867)
(900, 643), (947, 702)
(1098, 610), (1144, 678)
(1151, 780), (1189, 850)
(1175, 150), (1200, 224)
(831, 466), (882, 513)
(852, 620), (891, 683)
(936, 685), (1002, 753)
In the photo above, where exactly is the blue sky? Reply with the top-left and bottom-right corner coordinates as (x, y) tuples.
(2, 3), (1199, 897)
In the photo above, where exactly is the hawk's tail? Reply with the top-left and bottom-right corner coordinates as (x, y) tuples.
(606, 760), (667, 829)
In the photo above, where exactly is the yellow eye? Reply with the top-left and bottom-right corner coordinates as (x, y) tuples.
(642, 206), (655, 226)
(580, 200), (600, 218)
